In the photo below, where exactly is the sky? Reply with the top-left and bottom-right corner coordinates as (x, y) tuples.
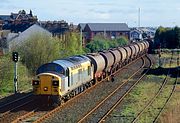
(0, 0), (180, 27)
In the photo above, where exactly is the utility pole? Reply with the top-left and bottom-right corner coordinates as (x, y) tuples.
(158, 44), (161, 67)
(138, 8), (140, 28)
(104, 29), (106, 38)
(80, 28), (82, 47)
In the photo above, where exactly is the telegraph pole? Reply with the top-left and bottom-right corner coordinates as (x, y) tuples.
(158, 44), (161, 67)
(80, 28), (82, 47)
(12, 52), (19, 94)
(138, 8), (140, 28)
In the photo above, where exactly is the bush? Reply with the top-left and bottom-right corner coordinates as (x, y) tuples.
(63, 32), (85, 56)
(16, 33), (60, 75)
(116, 37), (128, 46)
(86, 36), (128, 53)
(0, 54), (30, 94)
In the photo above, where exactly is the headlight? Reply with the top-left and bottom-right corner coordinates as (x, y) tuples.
(32, 80), (40, 85)
(52, 80), (59, 86)
(44, 87), (48, 91)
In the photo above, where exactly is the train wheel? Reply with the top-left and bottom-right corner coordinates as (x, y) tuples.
(103, 72), (107, 79)
(97, 76), (102, 82)
(92, 79), (96, 85)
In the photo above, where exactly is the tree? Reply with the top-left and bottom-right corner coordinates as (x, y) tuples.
(174, 26), (180, 48)
(85, 36), (129, 53)
(85, 35), (111, 53)
(154, 26), (180, 49)
(154, 26), (167, 48)
(16, 33), (60, 75)
(64, 32), (85, 57)
(115, 36), (128, 47)
(0, 54), (30, 94)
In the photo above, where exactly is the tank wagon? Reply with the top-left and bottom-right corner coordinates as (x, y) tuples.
(32, 41), (149, 105)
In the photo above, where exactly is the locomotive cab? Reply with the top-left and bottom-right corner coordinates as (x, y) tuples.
(32, 73), (65, 96)
(33, 55), (93, 105)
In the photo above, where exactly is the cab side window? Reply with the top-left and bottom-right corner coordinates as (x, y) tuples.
(88, 66), (91, 76)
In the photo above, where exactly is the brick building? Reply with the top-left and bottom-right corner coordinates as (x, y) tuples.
(78, 23), (130, 45)
(0, 10), (38, 33)
(38, 20), (69, 39)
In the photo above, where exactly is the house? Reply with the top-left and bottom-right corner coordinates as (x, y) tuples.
(139, 27), (156, 39)
(0, 10), (38, 33)
(83, 23), (130, 43)
(130, 29), (142, 41)
(38, 20), (69, 38)
(77, 23), (86, 31)
(8, 24), (51, 50)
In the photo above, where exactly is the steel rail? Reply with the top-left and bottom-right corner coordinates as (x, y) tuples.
(132, 52), (174, 123)
(0, 99), (34, 117)
(98, 55), (152, 123)
(32, 55), (146, 123)
(153, 51), (179, 123)
(12, 107), (39, 123)
(0, 92), (33, 109)
(77, 56), (146, 123)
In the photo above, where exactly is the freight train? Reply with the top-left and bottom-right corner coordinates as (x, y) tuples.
(32, 41), (149, 105)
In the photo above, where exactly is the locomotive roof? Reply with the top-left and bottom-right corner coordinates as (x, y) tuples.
(53, 55), (90, 70)
(36, 55), (90, 75)
(53, 55), (90, 67)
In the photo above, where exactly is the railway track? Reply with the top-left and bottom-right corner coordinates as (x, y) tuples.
(153, 51), (179, 123)
(0, 92), (33, 111)
(0, 99), (39, 123)
(132, 51), (179, 123)
(0, 93), (37, 123)
(77, 55), (152, 123)
(12, 106), (53, 123)
(11, 55), (146, 123)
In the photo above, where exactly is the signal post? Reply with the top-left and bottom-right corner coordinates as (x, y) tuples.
(12, 52), (18, 94)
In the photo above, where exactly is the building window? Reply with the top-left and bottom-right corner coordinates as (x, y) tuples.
(78, 69), (82, 82)
(70, 72), (73, 87)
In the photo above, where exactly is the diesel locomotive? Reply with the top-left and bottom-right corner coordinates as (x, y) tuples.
(32, 41), (149, 105)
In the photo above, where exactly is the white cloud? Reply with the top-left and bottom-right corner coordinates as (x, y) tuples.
(0, 0), (180, 27)
(96, 13), (111, 20)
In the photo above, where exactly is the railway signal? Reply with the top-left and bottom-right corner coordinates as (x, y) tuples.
(12, 52), (18, 94)
(12, 52), (18, 62)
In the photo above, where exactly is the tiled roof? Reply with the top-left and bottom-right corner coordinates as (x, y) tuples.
(0, 15), (11, 20)
(86, 23), (130, 31)
(78, 23), (86, 30)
